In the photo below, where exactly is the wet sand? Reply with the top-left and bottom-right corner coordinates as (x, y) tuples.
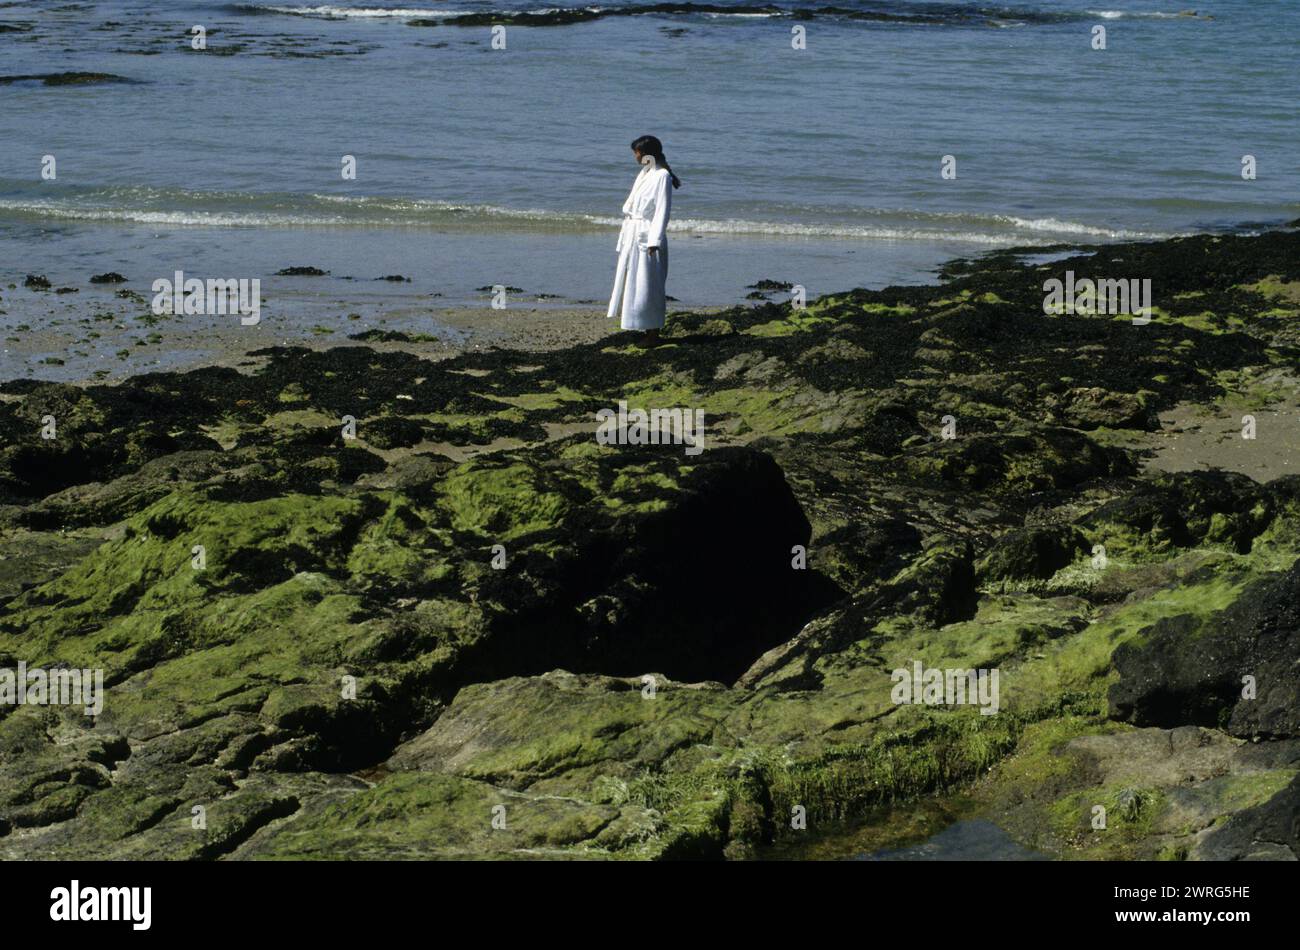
(1091, 368), (1300, 482)
(1141, 402), (1300, 481)
(0, 277), (725, 385)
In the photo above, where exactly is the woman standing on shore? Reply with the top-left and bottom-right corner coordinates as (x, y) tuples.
(607, 135), (681, 338)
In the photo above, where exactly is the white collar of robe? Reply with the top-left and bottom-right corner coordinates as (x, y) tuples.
(633, 158), (660, 194)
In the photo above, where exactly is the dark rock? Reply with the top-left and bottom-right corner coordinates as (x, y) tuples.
(1055, 387), (1156, 430)
(363, 416), (426, 449)
(1193, 774), (1300, 860)
(977, 524), (1090, 583)
(0, 72), (139, 86)
(813, 515), (923, 595)
(1110, 560), (1300, 739)
(1084, 471), (1271, 556)
(346, 329), (439, 343)
(275, 266), (329, 277)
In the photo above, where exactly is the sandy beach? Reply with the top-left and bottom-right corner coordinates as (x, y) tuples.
(1, 274), (700, 384)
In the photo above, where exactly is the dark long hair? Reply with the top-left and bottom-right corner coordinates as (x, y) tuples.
(631, 135), (681, 189)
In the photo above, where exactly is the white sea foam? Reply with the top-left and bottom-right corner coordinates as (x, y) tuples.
(994, 215), (1170, 239)
(245, 3), (1210, 25)
(261, 5), (458, 17)
(257, 4), (608, 16)
(0, 201), (354, 228)
(0, 193), (1184, 244)
(1086, 9), (1203, 19)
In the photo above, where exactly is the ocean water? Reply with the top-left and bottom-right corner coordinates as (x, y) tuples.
(1, 0), (1297, 314)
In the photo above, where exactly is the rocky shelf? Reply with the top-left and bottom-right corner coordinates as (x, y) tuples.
(2, 229), (1299, 859)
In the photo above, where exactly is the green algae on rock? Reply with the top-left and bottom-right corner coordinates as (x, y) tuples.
(2, 229), (1299, 859)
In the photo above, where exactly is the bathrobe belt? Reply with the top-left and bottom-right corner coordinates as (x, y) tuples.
(616, 213), (649, 253)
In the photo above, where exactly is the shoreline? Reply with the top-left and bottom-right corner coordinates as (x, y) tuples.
(5, 228), (1300, 485)
(9, 217), (1294, 389)
(0, 271), (739, 385)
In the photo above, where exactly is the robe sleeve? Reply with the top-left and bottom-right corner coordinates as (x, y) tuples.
(645, 170), (672, 249)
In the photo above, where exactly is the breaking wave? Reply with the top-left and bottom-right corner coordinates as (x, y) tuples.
(0, 185), (1183, 245)
(228, 2), (1212, 28)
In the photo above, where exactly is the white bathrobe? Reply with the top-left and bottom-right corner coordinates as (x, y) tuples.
(607, 159), (672, 330)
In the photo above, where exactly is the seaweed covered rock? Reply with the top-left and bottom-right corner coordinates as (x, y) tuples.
(977, 524), (1090, 585)
(1051, 387), (1156, 431)
(1081, 470), (1275, 560)
(1109, 560), (1300, 739)
(1192, 773), (1300, 860)
(0, 431), (824, 856)
(3, 228), (1300, 859)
